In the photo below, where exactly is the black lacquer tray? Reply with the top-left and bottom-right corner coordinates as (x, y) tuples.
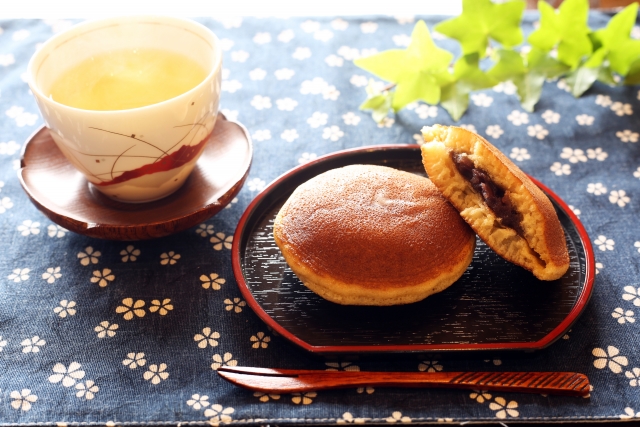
(232, 145), (595, 355)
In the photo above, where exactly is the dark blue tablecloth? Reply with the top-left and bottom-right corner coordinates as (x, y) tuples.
(1, 13), (640, 425)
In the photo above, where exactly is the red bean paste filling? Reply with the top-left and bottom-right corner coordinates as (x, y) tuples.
(451, 152), (524, 235)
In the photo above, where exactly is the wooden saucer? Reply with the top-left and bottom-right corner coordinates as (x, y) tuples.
(19, 114), (252, 240)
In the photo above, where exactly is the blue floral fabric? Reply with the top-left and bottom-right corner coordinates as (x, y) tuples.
(1, 12), (640, 425)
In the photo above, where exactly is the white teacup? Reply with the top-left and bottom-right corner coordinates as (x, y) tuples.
(28, 16), (222, 203)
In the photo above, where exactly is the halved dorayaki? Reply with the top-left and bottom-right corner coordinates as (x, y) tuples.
(421, 125), (569, 281)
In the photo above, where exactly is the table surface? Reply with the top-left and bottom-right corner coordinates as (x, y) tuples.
(1, 12), (640, 426)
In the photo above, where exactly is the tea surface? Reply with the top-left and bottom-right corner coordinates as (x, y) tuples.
(49, 48), (208, 110)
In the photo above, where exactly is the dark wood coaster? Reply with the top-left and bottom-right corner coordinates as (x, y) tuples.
(232, 145), (595, 355)
(19, 114), (252, 240)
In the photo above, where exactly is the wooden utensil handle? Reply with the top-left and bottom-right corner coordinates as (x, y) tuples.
(217, 368), (590, 397)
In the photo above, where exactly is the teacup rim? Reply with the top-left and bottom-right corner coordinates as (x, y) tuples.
(27, 15), (222, 115)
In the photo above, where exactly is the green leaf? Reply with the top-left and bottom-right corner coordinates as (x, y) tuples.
(487, 47), (565, 111)
(435, 0), (525, 55)
(565, 66), (599, 97)
(440, 83), (469, 121)
(591, 3), (640, 76)
(439, 54), (498, 120)
(354, 20), (453, 111)
(527, 0), (592, 69)
(624, 57), (640, 85)
(513, 72), (545, 112)
(359, 81), (394, 123)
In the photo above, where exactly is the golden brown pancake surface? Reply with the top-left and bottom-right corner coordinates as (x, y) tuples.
(273, 164), (476, 305)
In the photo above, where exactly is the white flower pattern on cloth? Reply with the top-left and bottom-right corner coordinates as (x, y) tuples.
(250, 332), (271, 349)
(485, 125), (504, 139)
(493, 81), (517, 95)
(594, 235), (615, 251)
(8, 267), (30, 282)
(576, 114), (594, 125)
(281, 129), (299, 142)
(10, 389), (37, 411)
(510, 148), (530, 161)
(17, 220), (40, 236)
(418, 360), (443, 372)
(252, 32), (271, 44)
(489, 397), (519, 419)
(471, 93), (493, 107)
(593, 346), (628, 373)
(298, 152), (317, 164)
(119, 245), (140, 261)
(621, 407), (640, 419)
(292, 47), (311, 60)
(611, 102), (633, 116)
(47, 224), (69, 239)
(626, 368), (640, 386)
(459, 124), (477, 133)
(609, 190), (630, 207)
(612, 308), (635, 324)
(275, 68), (295, 80)
(210, 232), (233, 250)
(250, 95), (272, 110)
(0, 336), (7, 351)
(595, 94), (612, 107)
(292, 392), (317, 405)
(415, 105), (438, 119)
(195, 328), (220, 348)
(41, 267), (62, 285)
(143, 363), (169, 384)
(470, 390), (492, 403)
(508, 111), (529, 126)
(77, 247), (100, 266)
(94, 321), (118, 338)
(49, 362), (85, 387)
(201, 273), (225, 290)
(0, 196), (13, 213)
(541, 109), (560, 124)
(0, 140), (21, 155)
(187, 394), (210, 410)
(123, 352), (146, 369)
(204, 405), (234, 426)
(230, 50), (249, 62)
(623, 286), (640, 306)
(116, 298), (145, 320)
(149, 299), (173, 315)
(616, 130), (639, 143)
(527, 124), (548, 139)
(249, 68), (267, 81)
(5, 106), (38, 127)
(276, 98), (298, 111)
(254, 392), (281, 402)
(75, 380), (98, 400)
(385, 411), (411, 423)
(21, 336), (45, 353)
(54, 300), (76, 318)
(252, 130), (271, 141)
(560, 148), (587, 163)
(307, 112), (328, 128)
(587, 183), (607, 195)
(322, 126), (344, 141)
(160, 251), (181, 265)
(247, 178), (266, 192)
(224, 298), (246, 313)
(211, 353), (238, 370)
(277, 29), (294, 43)
(587, 148), (608, 161)
(341, 112), (361, 126)
(90, 269), (114, 287)
(550, 162), (571, 176)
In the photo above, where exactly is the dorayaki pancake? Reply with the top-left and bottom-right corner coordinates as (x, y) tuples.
(421, 125), (569, 281)
(273, 164), (476, 306)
